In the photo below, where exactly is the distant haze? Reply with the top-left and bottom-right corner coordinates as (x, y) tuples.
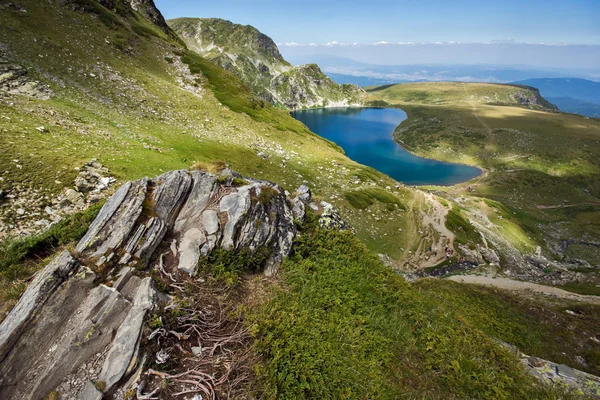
(279, 43), (600, 72)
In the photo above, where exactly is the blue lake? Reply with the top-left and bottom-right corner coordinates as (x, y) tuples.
(292, 107), (481, 186)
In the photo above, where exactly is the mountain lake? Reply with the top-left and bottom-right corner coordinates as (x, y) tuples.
(292, 107), (481, 186)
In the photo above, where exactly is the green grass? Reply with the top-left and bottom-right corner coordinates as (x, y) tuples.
(366, 82), (556, 111)
(416, 279), (600, 376)
(0, 202), (103, 278)
(559, 282), (600, 296)
(249, 227), (582, 399)
(446, 204), (482, 246)
(0, 202), (102, 318)
(344, 188), (405, 211)
(178, 50), (310, 133)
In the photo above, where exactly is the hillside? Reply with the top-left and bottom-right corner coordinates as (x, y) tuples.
(168, 18), (366, 110)
(0, 0), (424, 309)
(368, 81), (558, 111)
(1, 1), (600, 399)
(368, 82), (600, 287)
(514, 78), (600, 118)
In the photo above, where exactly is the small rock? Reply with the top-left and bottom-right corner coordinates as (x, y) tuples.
(16, 208), (25, 215)
(191, 346), (202, 356)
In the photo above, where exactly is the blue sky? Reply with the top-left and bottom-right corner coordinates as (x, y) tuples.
(156, 0), (600, 45)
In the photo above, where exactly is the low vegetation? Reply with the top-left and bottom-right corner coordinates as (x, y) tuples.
(178, 50), (309, 133)
(416, 279), (600, 376)
(445, 203), (483, 246)
(249, 224), (582, 399)
(344, 187), (405, 210)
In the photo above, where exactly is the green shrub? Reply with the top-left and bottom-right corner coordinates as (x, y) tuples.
(197, 247), (271, 286)
(0, 202), (103, 281)
(445, 204), (482, 245)
(344, 188), (405, 210)
(258, 186), (279, 205)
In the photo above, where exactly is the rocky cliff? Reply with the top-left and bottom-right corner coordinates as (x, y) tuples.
(168, 18), (366, 110)
(0, 168), (349, 399)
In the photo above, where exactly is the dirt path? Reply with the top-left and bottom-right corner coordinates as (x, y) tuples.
(447, 275), (600, 305)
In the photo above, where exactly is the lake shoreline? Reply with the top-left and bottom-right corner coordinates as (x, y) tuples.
(292, 106), (483, 187)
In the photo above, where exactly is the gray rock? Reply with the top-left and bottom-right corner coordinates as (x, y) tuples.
(202, 210), (219, 235)
(292, 198), (306, 222)
(94, 278), (155, 391)
(75, 178), (148, 265)
(297, 185), (311, 203)
(0, 168), (300, 397)
(77, 380), (103, 400)
(556, 364), (576, 380)
(0, 62), (54, 99)
(319, 205), (353, 232)
(0, 251), (78, 361)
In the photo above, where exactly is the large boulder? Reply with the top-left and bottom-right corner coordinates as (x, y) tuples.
(74, 169), (296, 276)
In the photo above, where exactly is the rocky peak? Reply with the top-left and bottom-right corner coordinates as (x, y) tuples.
(126, 0), (170, 32)
(168, 17), (366, 110)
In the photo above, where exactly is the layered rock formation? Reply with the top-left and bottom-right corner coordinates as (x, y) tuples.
(0, 168), (349, 399)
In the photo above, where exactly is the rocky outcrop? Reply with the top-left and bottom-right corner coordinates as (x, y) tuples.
(0, 168), (355, 399)
(74, 169), (297, 276)
(270, 64), (365, 110)
(0, 159), (116, 240)
(0, 46), (53, 99)
(127, 0), (170, 33)
(509, 85), (559, 111)
(0, 253), (155, 400)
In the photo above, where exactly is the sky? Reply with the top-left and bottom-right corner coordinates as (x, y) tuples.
(155, 0), (600, 68)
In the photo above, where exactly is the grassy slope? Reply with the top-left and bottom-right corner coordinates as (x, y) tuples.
(368, 82), (600, 267)
(0, 4), (597, 398)
(1, 1), (422, 270)
(250, 223), (586, 399)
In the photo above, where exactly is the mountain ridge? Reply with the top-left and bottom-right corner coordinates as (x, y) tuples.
(168, 17), (366, 110)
